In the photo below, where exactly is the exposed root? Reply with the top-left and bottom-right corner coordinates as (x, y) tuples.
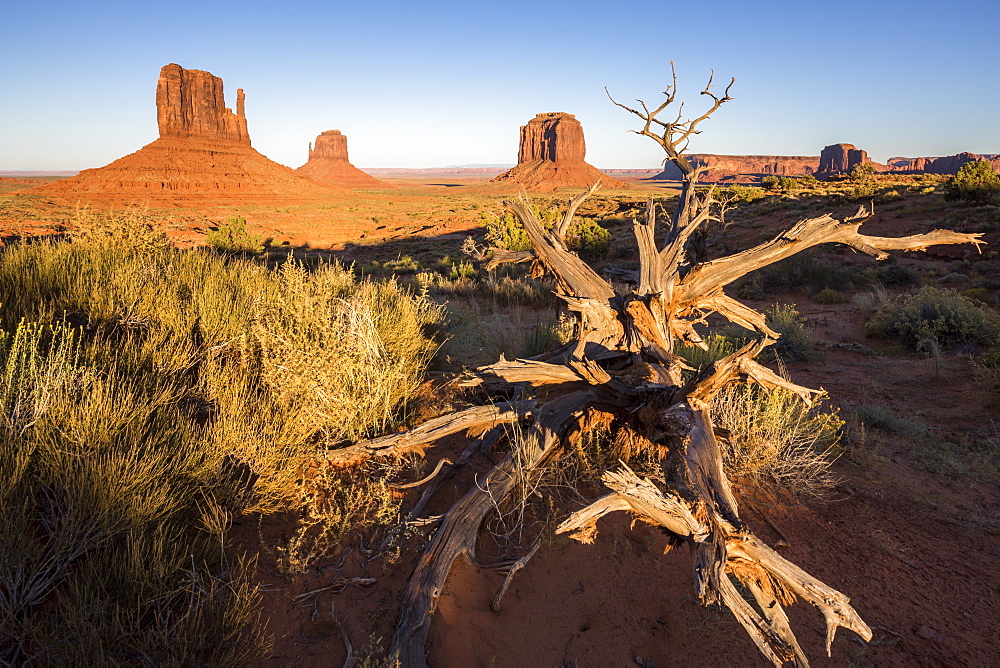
(491, 537), (542, 613)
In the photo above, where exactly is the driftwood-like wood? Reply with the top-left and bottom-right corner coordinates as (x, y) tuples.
(384, 69), (984, 667)
(391, 392), (594, 665)
(325, 401), (533, 465)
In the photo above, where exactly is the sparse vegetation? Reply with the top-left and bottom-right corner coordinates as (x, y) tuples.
(866, 286), (1000, 351)
(205, 215), (265, 253)
(713, 385), (843, 499)
(944, 160), (1000, 203)
(0, 209), (441, 663)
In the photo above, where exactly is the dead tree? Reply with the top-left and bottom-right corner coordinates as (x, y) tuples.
(338, 66), (984, 666)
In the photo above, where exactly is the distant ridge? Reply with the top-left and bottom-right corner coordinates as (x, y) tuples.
(444, 163), (515, 168)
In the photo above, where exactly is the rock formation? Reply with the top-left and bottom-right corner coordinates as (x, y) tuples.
(885, 152), (1000, 175)
(295, 130), (386, 188)
(653, 154), (819, 181)
(33, 64), (339, 201)
(816, 143), (869, 177)
(156, 63), (250, 144)
(489, 113), (626, 192)
(648, 145), (1000, 183)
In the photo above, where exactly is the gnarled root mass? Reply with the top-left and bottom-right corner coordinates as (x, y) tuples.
(337, 72), (985, 666)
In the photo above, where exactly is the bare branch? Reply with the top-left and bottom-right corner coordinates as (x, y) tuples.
(326, 401), (533, 464)
(679, 207), (985, 299)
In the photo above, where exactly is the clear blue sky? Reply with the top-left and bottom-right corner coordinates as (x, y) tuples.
(2, 0), (998, 170)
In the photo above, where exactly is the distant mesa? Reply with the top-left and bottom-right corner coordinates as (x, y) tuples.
(815, 143), (869, 178)
(886, 152), (1000, 175)
(489, 112), (627, 192)
(295, 130), (387, 188)
(650, 143), (1000, 182)
(654, 155), (818, 182)
(32, 63), (339, 200)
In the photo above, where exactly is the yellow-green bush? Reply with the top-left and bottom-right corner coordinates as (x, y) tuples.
(712, 384), (843, 499)
(866, 286), (1000, 350)
(0, 209), (442, 663)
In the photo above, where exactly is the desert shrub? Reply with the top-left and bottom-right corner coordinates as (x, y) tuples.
(719, 185), (766, 203)
(813, 287), (846, 304)
(675, 332), (739, 370)
(866, 286), (1000, 350)
(944, 160), (1000, 203)
(484, 207), (611, 259)
(484, 211), (533, 252)
(761, 175), (800, 193)
(763, 303), (817, 362)
(276, 463), (400, 574)
(0, 209), (442, 662)
(206, 215), (264, 253)
(853, 404), (927, 436)
(736, 252), (866, 297)
(849, 162), (877, 183)
(875, 261), (920, 286)
(565, 217), (611, 259)
(0, 321), (268, 665)
(713, 385), (843, 499)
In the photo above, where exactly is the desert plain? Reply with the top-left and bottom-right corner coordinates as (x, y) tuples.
(1, 61), (999, 668)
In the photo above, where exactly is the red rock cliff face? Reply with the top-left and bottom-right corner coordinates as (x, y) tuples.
(156, 63), (250, 145)
(490, 112), (625, 192)
(296, 130), (385, 188)
(817, 143), (868, 176)
(518, 113), (586, 163)
(309, 130), (350, 162)
(654, 155), (818, 181)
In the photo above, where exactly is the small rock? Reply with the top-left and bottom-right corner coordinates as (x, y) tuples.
(936, 272), (971, 284)
(916, 625), (943, 643)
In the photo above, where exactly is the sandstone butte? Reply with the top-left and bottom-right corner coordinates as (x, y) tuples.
(489, 112), (627, 192)
(814, 143), (869, 178)
(295, 130), (387, 188)
(31, 64), (340, 201)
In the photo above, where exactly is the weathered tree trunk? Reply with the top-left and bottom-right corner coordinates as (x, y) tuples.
(330, 68), (986, 666)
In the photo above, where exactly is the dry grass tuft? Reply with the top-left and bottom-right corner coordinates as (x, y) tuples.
(712, 384), (843, 500)
(0, 208), (442, 662)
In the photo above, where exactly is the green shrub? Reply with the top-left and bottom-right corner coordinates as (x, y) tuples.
(713, 385), (843, 499)
(763, 303), (817, 362)
(813, 287), (846, 304)
(761, 175), (800, 193)
(944, 160), (1000, 203)
(677, 304), (816, 368)
(719, 185), (766, 203)
(676, 332), (739, 370)
(0, 209), (443, 662)
(484, 208), (611, 260)
(849, 162), (877, 183)
(866, 286), (1000, 350)
(205, 215), (264, 253)
(565, 216), (611, 259)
